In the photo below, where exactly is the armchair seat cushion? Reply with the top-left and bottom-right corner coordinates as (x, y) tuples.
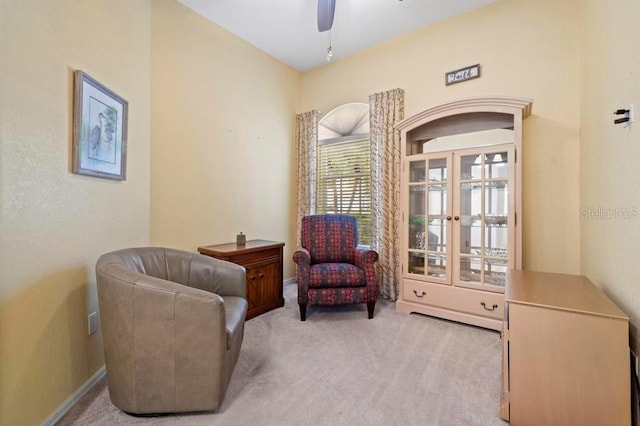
(309, 263), (366, 288)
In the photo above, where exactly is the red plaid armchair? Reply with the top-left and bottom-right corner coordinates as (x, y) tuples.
(293, 214), (378, 321)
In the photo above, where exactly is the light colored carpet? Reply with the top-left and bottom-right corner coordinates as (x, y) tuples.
(58, 284), (508, 426)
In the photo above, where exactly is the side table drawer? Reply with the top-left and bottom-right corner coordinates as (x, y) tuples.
(231, 248), (281, 268)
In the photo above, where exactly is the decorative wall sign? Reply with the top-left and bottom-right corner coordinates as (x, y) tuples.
(72, 70), (128, 180)
(445, 64), (481, 86)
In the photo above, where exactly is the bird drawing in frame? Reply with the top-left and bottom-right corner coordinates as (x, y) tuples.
(90, 112), (107, 157)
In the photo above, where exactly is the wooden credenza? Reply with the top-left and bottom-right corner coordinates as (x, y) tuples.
(501, 270), (630, 425)
(198, 240), (285, 320)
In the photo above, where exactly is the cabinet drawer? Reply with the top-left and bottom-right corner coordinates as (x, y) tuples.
(403, 279), (504, 320)
(229, 248), (281, 268)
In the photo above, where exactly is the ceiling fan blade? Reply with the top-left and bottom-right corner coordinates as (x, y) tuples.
(317, 0), (336, 32)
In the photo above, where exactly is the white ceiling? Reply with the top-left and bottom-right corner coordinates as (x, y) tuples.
(177, 0), (496, 72)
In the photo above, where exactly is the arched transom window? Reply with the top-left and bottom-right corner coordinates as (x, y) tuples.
(317, 103), (371, 245)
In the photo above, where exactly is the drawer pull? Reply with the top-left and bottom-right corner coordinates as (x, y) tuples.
(481, 302), (498, 311)
(250, 276), (256, 281)
(413, 290), (426, 298)
(259, 273), (264, 278)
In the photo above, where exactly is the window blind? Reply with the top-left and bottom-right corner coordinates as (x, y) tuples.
(316, 138), (371, 245)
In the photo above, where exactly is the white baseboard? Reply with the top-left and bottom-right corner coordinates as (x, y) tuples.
(42, 365), (106, 426)
(283, 277), (296, 286)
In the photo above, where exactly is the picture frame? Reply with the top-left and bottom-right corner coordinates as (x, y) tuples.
(72, 70), (128, 180)
(445, 64), (481, 86)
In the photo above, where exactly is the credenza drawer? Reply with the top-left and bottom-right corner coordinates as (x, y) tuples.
(403, 279), (504, 320)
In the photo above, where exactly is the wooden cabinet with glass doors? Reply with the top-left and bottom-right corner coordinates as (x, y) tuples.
(396, 97), (532, 331)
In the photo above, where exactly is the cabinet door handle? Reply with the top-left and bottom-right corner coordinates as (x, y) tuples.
(413, 289), (426, 298)
(481, 302), (498, 311)
(454, 216), (460, 221)
(259, 273), (264, 278)
(446, 216), (452, 221)
(250, 276), (256, 281)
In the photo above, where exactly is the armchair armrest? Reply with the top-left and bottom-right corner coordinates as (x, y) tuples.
(293, 248), (311, 305)
(188, 254), (247, 298)
(292, 248), (311, 266)
(355, 248), (378, 302)
(354, 247), (378, 268)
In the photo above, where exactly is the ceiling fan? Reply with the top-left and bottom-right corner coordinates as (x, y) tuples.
(317, 0), (336, 32)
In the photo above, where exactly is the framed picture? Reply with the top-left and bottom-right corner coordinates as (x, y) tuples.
(72, 70), (128, 180)
(445, 64), (481, 86)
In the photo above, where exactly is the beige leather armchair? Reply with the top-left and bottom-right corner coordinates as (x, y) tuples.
(96, 247), (248, 414)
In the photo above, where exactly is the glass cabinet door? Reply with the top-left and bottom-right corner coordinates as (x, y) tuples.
(455, 146), (513, 289)
(407, 154), (452, 283)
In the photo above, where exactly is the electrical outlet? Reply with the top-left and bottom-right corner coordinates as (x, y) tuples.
(88, 311), (98, 335)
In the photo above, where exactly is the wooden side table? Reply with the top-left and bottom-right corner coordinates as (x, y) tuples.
(198, 240), (285, 320)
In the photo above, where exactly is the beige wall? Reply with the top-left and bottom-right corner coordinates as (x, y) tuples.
(300, 0), (582, 275)
(580, 0), (640, 351)
(149, 0), (300, 278)
(0, 0), (151, 424)
(4, 0), (640, 423)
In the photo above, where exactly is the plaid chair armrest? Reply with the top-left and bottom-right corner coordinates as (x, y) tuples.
(293, 248), (311, 304)
(354, 248), (378, 269)
(355, 248), (378, 302)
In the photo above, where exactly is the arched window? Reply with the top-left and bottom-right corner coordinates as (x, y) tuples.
(317, 103), (371, 245)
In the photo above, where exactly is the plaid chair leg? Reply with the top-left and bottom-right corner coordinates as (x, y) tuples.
(299, 303), (307, 321)
(367, 301), (375, 319)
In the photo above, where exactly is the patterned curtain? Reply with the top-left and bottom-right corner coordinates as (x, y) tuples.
(295, 110), (320, 248)
(369, 89), (404, 301)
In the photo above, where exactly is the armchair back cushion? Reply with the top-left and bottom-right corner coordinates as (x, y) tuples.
(301, 214), (358, 264)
